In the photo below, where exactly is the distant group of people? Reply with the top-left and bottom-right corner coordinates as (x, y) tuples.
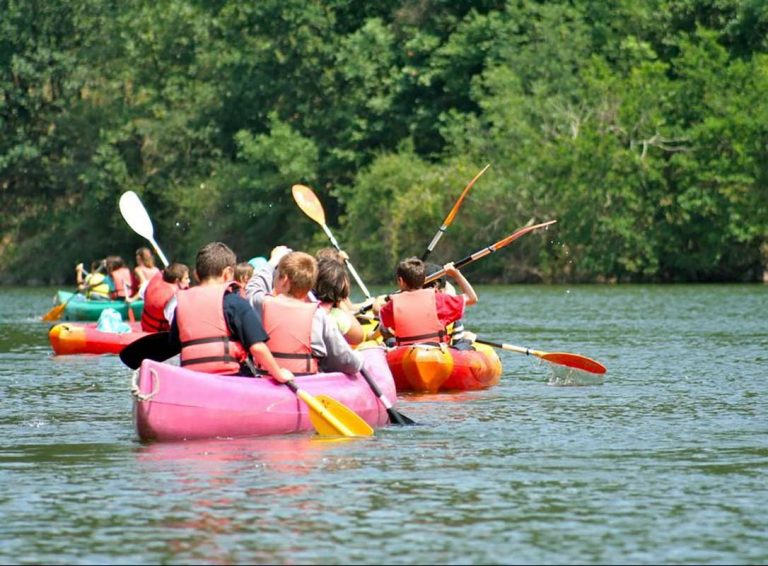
(92, 239), (478, 383)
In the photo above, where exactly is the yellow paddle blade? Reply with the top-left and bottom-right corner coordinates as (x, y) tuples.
(41, 303), (66, 322)
(291, 184), (326, 226)
(311, 394), (374, 437)
(293, 387), (373, 437)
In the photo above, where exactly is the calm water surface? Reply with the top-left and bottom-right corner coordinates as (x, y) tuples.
(0, 285), (766, 564)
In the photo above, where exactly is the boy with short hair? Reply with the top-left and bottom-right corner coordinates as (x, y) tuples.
(170, 242), (293, 381)
(378, 256), (478, 346)
(249, 251), (363, 375)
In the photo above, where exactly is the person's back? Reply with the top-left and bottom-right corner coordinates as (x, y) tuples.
(314, 258), (365, 345)
(106, 255), (132, 300)
(141, 263), (189, 332)
(252, 251), (362, 375)
(379, 256), (478, 346)
(170, 242), (292, 381)
(131, 247), (160, 300)
(76, 260), (110, 300)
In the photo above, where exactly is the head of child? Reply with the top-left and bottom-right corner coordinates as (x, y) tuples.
(105, 255), (125, 273)
(314, 258), (350, 307)
(195, 242), (236, 284)
(164, 262), (191, 289)
(395, 257), (425, 291)
(135, 247), (156, 268)
(275, 251), (317, 299)
(315, 247), (345, 264)
(234, 262), (254, 285)
(423, 262), (446, 293)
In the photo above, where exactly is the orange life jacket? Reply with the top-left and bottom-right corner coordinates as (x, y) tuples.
(391, 288), (447, 346)
(110, 266), (133, 299)
(258, 296), (319, 376)
(141, 272), (176, 332)
(176, 282), (247, 374)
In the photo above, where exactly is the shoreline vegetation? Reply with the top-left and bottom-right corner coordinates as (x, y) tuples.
(2, 1), (766, 285)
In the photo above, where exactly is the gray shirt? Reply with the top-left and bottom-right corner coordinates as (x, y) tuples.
(245, 264), (362, 374)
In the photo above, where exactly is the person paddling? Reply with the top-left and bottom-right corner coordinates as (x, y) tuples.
(129, 246), (161, 301)
(105, 255), (133, 301)
(378, 256), (478, 347)
(423, 262), (475, 350)
(168, 242), (293, 380)
(247, 251), (363, 375)
(75, 260), (110, 300)
(140, 262), (190, 332)
(313, 257), (367, 346)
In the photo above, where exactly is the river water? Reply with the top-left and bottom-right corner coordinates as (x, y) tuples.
(0, 285), (766, 564)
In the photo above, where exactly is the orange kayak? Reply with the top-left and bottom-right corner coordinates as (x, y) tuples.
(49, 322), (149, 355)
(385, 342), (502, 393)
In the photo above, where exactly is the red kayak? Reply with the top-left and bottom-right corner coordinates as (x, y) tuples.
(385, 342), (502, 393)
(49, 322), (150, 355)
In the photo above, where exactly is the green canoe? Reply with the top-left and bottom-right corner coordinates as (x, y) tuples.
(56, 290), (143, 322)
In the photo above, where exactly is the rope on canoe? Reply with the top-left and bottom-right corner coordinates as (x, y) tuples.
(131, 368), (159, 402)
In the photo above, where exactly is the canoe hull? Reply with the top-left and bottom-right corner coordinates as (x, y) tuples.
(49, 322), (148, 355)
(133, 347), (395, 441)
(56, 291), (143, 322)
(387, 343), (502, 393)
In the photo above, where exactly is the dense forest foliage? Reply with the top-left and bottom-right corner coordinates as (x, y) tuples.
(2, 0), (767, 285)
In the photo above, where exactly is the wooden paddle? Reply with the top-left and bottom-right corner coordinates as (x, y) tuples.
(291, 184), (371, 299)
(421, 164), (490, 261)
(476, 339), (607, 375)
(119, 191), (170, 268)
(360, 367), (416, 425)
(424, 220), (557, 285)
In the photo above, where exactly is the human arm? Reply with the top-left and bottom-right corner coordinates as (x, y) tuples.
(443, 262), (477, 306)
(249, 342), (294, 383)
(313, 309), (363, 374)
(245, 263), (275, 307)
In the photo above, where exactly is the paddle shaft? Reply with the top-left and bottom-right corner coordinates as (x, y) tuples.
(320, 223), (371, 299)
(422, 164), (490, 261)
(424, 220), (556, 285)
(360, 367), (415, 426)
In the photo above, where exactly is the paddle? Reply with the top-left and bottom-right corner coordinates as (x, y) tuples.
(119, 331), (178, 369)
(291, 184), (371, 299)
(360, 367), (416, 425)
(421, 164), (490, 261)
(424, 220), (557, 285)
(476, 339), (607, 375)
(284, 380), (374, 437)
(42, 264), (106, 322)
(119, 191), (170, 268)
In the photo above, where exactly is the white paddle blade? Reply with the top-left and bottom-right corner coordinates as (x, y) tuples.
(119, 191), (155, 241)
(119, 191), (170, 267)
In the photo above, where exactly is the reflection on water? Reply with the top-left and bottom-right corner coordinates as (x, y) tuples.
(0, 285), (766, 564)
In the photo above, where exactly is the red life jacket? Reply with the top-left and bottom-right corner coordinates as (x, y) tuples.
(141, 272), (176, 332)
(391, 288), (447, 346)
(110, 267), (133, 299)
(258, 296), (319, 375)
(176, 283), (247, 375)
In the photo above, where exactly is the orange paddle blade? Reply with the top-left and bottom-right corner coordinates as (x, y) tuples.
(41, 303), (66, 322)
(292, 184), (326, 226)
(443, 163), (490, 226)
(539, 352), (607, 375)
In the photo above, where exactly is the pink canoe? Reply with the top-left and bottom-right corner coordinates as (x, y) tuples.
(132, 346), (396, 441)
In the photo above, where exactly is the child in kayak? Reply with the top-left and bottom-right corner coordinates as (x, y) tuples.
(140, 262), (190, 333)
(248, 250), (363, 375)
(378, 256), (478, 347)
(75, 260), (110, 300)
(168, 242), (293, 380)
(423, 262), (475, 350)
